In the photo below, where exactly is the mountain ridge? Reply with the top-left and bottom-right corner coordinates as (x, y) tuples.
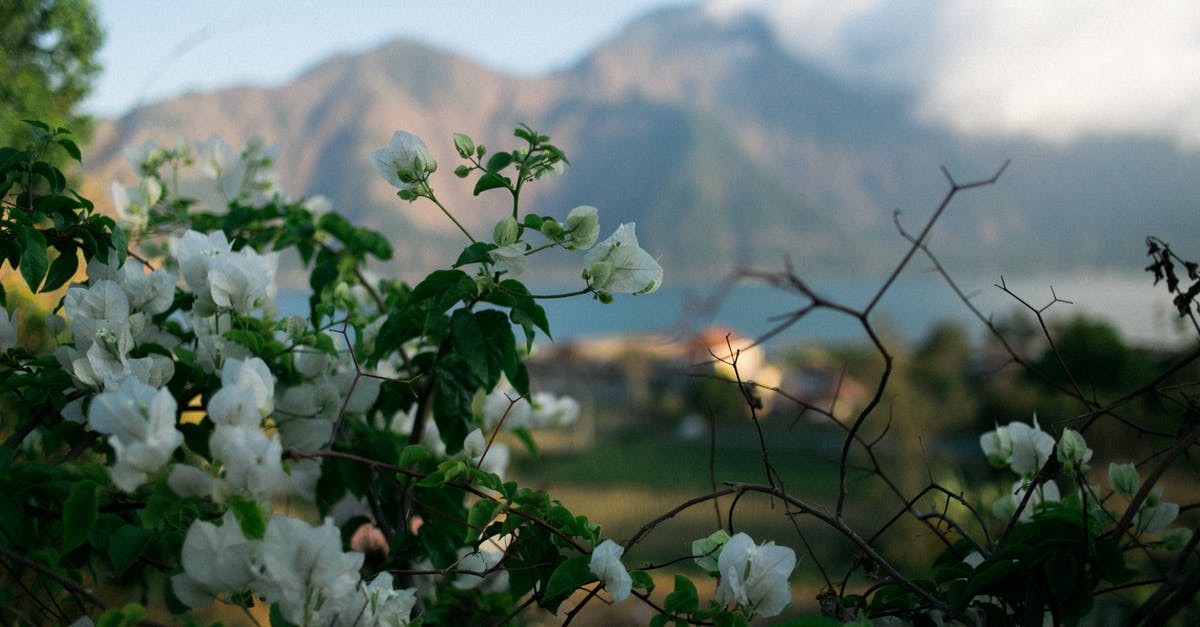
(83, 5), (1200, 285)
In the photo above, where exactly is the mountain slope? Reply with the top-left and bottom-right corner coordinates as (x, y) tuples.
(84, 6), (1200, 286)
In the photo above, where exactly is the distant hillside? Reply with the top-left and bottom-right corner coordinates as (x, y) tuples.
(85, 6), (1200, 286)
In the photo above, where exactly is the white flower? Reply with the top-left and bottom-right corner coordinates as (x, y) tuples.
(194, 135), (243, 202)
(87, 378), (182, 492)
(208, 248), (277, 315)
(171, 511), (258, 608)
(583, 223), (662, 295)
(482, 380), (532, 431)
(206, 355), (276, 435)
(564, 205), (600, 250)
(530, 392), (580, 428)
(487, 242), (529, 277)
(454, 534), (511, 592)
(372, 131), (436, 190)
(994, 479), (1061, 522)
(1136, 488), (1180, 535)
(588, 539), (632, 602)
(1109, 462), (1140, 497)
(168, 464), (215, 499)
(337, 572), (417, 627)
(175, 230), (233, 313)
(715, 532), (796, 618)
(979, 423), (1013, 468)
(0, 308), (17, 350)
(1006, 417), (1055, 477)
(210, 425), (284, 503)
(252, 516), (365, 626)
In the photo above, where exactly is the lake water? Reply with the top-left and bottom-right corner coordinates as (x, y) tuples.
(534, 271), (1195, 349)
(279, 271), (1196, 350)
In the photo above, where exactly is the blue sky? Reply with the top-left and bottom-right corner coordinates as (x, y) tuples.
(85, 1), (698, 118)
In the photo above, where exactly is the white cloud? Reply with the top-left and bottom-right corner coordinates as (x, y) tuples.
(707, 0), (1200, 148)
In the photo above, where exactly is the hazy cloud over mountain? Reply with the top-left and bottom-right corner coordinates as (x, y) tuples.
(707, 0), (1200, 148)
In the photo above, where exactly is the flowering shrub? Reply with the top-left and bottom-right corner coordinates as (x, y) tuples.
(0, 119), (1195, 627)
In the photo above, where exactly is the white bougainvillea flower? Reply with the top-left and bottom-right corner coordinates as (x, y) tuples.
(1109, 462), (1141, 497)
(454, 534), (511, 592)
(168, 464), (215, 499)
(209, 425), (284, 503)
(171, 511), (258, 608)
(488, 242), (529, 277)
(530, 392), (580, 428)
(252, 516), (365, 626)
(0, 308), (17, 350)
(979, 423), (1013, 468)
(193, 135), (244, 202)
(482, 379), (532, 431)
(87, 377), (182, 492)
(113, 260), (176, 316)
(589, 539), (632, 602)
(176, 230), (234, 312)
(1007, 417), (1055, 477)
(583, 223), (662, 295)
(994, 479), (1061, 522)
(207, 357), (275, 427)
(715, 532), (796, 618)
(1136, 487), (1180, 535)
(564, 205), (600, 250)
(372, 131), (436, 190)
(63, 280), (133, 356)
(208, 248), (278, 315)
(336, 572), (418, 627)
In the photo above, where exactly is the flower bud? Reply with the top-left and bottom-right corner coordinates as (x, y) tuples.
(587, 261), (614, 291)
(1056, 428), (1092, 474)
(564, 205), (599, 250)
(493, 215), (520, 246)
(540, 218), (563, 240)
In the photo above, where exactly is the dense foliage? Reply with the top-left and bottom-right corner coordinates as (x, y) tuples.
(0, 118), (1196, 627)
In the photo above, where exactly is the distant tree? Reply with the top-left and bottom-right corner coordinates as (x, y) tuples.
(0, 0), (103, 149)
(1034, 314), (1143, 393)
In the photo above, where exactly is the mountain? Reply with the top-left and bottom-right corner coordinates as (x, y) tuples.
(84, 6), (1200, 287)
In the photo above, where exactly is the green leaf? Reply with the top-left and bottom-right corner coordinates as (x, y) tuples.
(485, 151), (513, 173)
(453, 241), (497, 267)
(228, 495), (267, 540)
(17, 227), (49, 292)
(472, 172), (510, 196)
(56, 137), (82, 162)
(631, 570), (655, 593)
(410, 269), (477, 311)
(399, 444), (431, 467)
(522, 214), (544, 230)
(664, 574), (699, 614)
(43, 246), (79, 292)
(466, 499), (501, 543)
(31, 161), (66, 193)
(433, 357), (480, 452)
(542, 554), (595, 613)
(108, 525), (153, 575)
(62, 480), (99, 552)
